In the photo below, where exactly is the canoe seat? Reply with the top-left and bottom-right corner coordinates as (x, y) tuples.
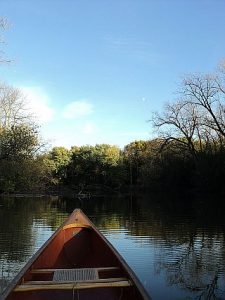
(14, 280), (131, 292)
(53, 268), (99, 282)
(14, 267), (132, 292)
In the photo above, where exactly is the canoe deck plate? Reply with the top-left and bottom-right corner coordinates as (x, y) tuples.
(53, 268), (99, 282)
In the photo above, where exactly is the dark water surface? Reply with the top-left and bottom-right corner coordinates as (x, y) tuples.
(0, 193), (225, 299)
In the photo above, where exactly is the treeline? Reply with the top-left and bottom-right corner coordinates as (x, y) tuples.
(1, 61), (225, 194)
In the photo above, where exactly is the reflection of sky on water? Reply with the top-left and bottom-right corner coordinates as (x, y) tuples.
(31, 220), (53, 250)
(101, 228), (199, 300)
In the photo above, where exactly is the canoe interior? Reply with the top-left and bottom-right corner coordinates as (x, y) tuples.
(2, 209), (149, 300)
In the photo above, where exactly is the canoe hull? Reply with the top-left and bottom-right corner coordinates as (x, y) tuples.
(1, 209), (150, 300)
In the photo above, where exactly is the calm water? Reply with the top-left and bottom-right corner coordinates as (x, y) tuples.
(0, 193), (225, 299)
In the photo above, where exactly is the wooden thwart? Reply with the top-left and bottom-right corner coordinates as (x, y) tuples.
(14, 280), (131, 292)
(22, 278), (127, 285)
(30, 267), (119, 274)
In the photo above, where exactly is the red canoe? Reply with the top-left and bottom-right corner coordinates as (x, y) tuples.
(1, 209), (150, 300)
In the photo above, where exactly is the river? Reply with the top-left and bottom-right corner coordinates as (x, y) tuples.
(0, 193), (225, 299)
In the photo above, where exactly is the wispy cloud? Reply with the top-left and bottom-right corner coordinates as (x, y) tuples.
(62, 100), (93, 119)
(118, 131), (149, 137)
(44, 121), (99, 148)
(82, 121), (98, 135)
(104, 36), (131, 50)
(20, 86), (54, 123)
(104, 36), (160, 64)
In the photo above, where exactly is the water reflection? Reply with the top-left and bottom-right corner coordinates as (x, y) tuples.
(0, 193), (225, 299)
(0, 196), (68, 293)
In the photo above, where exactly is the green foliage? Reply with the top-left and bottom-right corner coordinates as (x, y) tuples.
(66, 144), (124, 188)
(0, 83), (47, 192)
(123, 139), (162, 186)
(45, 147), (71, 183)
(0, 156), (51, 192)
(0, 124), (40, 160)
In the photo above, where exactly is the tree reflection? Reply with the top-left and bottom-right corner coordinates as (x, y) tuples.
(155, 235), (224, 298)
(0, 195), (68, 293)
(150, 196), (225, 299)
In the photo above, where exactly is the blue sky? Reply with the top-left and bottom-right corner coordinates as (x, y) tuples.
(1, 0), (225, 148)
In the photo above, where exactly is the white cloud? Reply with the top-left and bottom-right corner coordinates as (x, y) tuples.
(41, 120), (99, 149)
(62, 100), (93, 119)
(20, 86), (54, 123)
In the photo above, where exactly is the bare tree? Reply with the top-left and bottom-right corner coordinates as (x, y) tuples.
(152, 66), (225, 158)
(152, 100), (201, 158)
(0, 83), (33, 128)
(0, 17), (10, 64)
(182, 73), (225, 138)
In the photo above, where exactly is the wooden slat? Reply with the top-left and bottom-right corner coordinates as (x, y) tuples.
(30, 269), (54, 274)
(62, 223), (91, 230)
(30, 267), (120, 274)
(14, 280), (131, 292)
(96, 267), (120, 272)
(23, 278), (127, 285)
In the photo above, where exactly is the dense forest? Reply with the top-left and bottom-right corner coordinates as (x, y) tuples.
(1, 60), (225, 194)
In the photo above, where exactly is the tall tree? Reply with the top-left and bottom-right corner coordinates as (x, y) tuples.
(0, 124), (40, 160)
(152, 65), (225, 159)
(66, 144), (122, 188)
(46, 147), (71, 183)
(0, 17), (10, 64)
(182, 73), (225, 139)
(0, 83), (33, 128)
(152, 101), (201, 158)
